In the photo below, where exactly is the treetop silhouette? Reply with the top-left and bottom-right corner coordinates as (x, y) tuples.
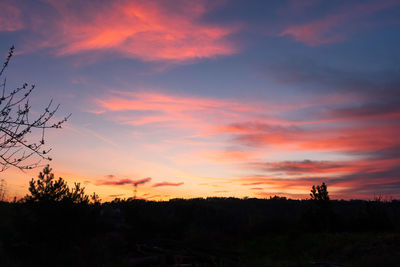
(310, 182), (330, 202)
(25, 165), (93, 204)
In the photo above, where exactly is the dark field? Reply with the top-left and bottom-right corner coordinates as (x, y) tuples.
(1, 197), (400, 266)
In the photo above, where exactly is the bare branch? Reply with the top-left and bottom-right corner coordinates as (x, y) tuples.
(0, 47), (69, 172)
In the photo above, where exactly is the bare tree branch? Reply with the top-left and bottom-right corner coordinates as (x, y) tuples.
(0, 46), (70, 172)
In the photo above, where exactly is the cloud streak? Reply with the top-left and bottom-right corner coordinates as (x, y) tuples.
(232, 122), (400, 153)
(133, 177), (152, 186)
(280, 0), (400, 45)
(239, 156), (400, 199)
(98, 177), (152, 186)
(100, 178), (134, 186)
(93, 90), (257, 135)
(152, 181), (184, 187)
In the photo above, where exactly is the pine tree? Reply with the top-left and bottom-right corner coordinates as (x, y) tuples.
(25, 165), (90, 204)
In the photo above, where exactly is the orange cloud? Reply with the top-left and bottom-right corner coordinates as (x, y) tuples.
(13, 0), (239, 61)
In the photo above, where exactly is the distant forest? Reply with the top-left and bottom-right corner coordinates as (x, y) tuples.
(1, 166), (400, 266)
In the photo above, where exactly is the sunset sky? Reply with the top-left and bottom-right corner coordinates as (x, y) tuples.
(1, 0), (400, 201)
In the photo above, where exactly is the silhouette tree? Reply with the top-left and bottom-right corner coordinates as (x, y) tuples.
(25, 165), (89, 204)
(310, 182), (330, 202)
(0, 178), (6, 201)
(66, 180), (89, 204)
(0, 46), (70, 171)
(309, 182), (333, 231)
(90, 192), (101, 205)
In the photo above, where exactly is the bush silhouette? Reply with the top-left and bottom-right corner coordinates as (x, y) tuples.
(25, 165), (89, 204)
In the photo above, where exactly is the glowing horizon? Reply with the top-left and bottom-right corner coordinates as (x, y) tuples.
(1, 0), (400, 201)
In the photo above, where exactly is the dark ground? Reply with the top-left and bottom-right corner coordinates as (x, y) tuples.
(1, 197), (400, 266)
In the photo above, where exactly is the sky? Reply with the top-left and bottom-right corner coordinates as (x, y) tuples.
(0, 0), (400, 201)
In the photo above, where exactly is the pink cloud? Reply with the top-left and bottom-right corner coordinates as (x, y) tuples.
(280, 0), (400, 45)
(251, 158), (400, 177)
(8, 0), (239, 61)
(299, 125), (400, 152)
(97, 91), (252, 114)
(95, 91), (337, 134)
(280, 13), (347, 46)
(94, 91), (257, 134)
(94, 90), (400, 162)
(0, 1), (24, 31)
(233, 122), (400, 153)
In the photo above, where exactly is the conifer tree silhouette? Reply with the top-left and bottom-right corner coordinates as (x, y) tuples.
(26, 165), (89, 204)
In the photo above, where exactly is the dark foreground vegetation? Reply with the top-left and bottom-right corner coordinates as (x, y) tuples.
(1, 169), (400, 266)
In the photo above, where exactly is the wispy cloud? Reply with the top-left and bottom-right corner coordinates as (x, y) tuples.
(99, 178), (134, 186)
(280, 0), (400, 45)
(98, 177), (152, 186)
(0, 1), (23, 31)
(133, 177), (152, 186)
(232, 122), (400, 153)
(252, 160), (356, 175)
(93, 91), (256, 134)
(152, 181), (184, 187)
